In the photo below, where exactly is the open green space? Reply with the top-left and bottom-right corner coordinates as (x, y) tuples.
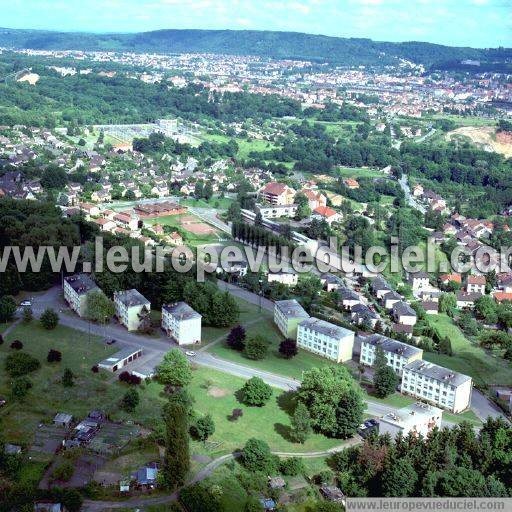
(180, 196), (234, 209)
(201, 132), (277, 159)
(336, 166), (384, 179)
(424, 314), (512, 387)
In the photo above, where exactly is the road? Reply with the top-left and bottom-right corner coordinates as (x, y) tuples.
(398, 173), (426, 214)
(188, 206), (232, 235)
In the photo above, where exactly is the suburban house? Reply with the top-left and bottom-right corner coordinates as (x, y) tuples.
(338, 287), (362, 311)
(359, 334), (423, 376)
(465, 275), (486, 295)
(392, 301), (418, 326)
(408, 271), (430, 291)
(382, 290), (402, 310)
(63, 274), (100, 318)
(422, 301), (439, 315)
(312, 206), (341, 225)
(401, 360), (472, 413)
(371, 276), (393, 299)
(131, 463), (159, 489)
(379, 402), (443, 440)
(98, 346), (143, 372)
(273, 299), (310, 338)
(350, 303), (380, 328)
(267, 271), (298, 286)
(297, 317), (354, 363)
(162, 301), (202, 345)
(302, 189), (327, 210)
(114, 289), (151, 331)
(456, 291), (482, 309)
(259, 182), (296, 205)
(320, 273), (344, 292)
(114, 212), (139, 231)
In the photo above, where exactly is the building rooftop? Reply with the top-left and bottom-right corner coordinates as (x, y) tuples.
(404, 360), (471, 386)
(393, 301), (417, 317)
(163, 301), (201, 321)
(53, 412), (73, 424)
(114, 289), (150, 307)
(299, 317), (353, 340)
(360, 334), (422, 359)
(64, 274), (99, 296)
(381, 402), (443, 429)
(274, 299), (309, 320)
(99, 346), (143, 367)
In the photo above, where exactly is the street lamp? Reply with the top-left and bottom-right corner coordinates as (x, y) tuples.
(258, 278), (263, 313)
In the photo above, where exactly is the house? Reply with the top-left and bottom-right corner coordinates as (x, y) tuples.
(379, 402), (442, 440)
(273, 299), (310, 338)
(302, 189), (326, 210)
(337, 287), (362, 311)
(268, 476), (286, 490)
(79, 202), (100, 218)
(465, 275), (486, 295)
(114, 289), (151, 331)
(267, 271), (298, 286)
(343, 178), (359, 189)
(493, 292), (512, 303)
(114, 212), (139, 231)
(440, 273), (461, 287)
(167, 231), (183, 245)
(259, 182), (296, 205)
(412, 184), (424, 197)
(312, 206), (341, 225)
(320, 486), (345, 504)
(98, 346), (143, 372)
(407, 271), (430, 291)
(401, 360), (472, 413)
(359, 334), (423, 376)
(94, 218), (117, 233)
(422, 301), (439, 315)
(53, 413), (73, 428)
(91, 189), (112, 203)
(456, 291), (482, 309)
(162, 302), (202, 345)
(297, 317), (354, 363)
(320, 273), (344, 292)
(392, 301), (417, 326)
(382, 290), (402, 310)
(63, 274), (100, 318)
(132, 463), (158, 489)
(371, 276), (392, 299)
(351, 303), (380, 328)
(34, 503), (63, 512)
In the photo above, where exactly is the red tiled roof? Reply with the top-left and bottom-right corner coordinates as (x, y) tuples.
(314, 206), (337, 218)
(467, 275), (486, 285)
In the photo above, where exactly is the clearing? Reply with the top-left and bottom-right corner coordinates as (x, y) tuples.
(446, 126), (512, 158)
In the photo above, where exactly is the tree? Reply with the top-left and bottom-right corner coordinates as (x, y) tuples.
(40, 308), (59, 330)
(297, 366), (365, 438)
(438, 336), (453, 356)
(280, 456), (304, 476)
(240, 376), (272, 406)
(192, 414), (215, 443)
(0, 295), (16, 323)
(474, 295), (498, 324)
(10, 339), (23, 350)
(156, 349), (192, 388)
(53, 460), (74, 481)
(121, 387), (140, 412)
(11, 376), (32, 399)
(373, 347), (399, 398)
(227, 324), (246, 351)
(243, 335), (269, 360)
(439, 293), (457, 315)
(240, 438), (278, 474)
(22, 306), (33, 323)
(162, 402), (190, 489)
(5, 352), (40, 377)
(279, 338), (298, 359)
(41, 164), (68, 189)
(86, 290), (115, 324)
(62, 368), (74, 387)
(381, 457), (417, 496)
(290, 402), (312, 443)
(47, 349), (62, 363)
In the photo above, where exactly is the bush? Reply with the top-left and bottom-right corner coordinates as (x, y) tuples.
(10, 340), (23, 350)
(91, 365), (99, 373)
(230, 408), (243, 421)
(0, 334), (3, 345)
(279, 338), (298, 359)
(119, 371), (142, 385)
(280, 457), (304, 476)
(240, 438), (279, 474)
(11, 376), (32, 399)
(40, 308), (59, 330)
(5, 352), (40, 377)
(240, 377), (272, 406)
(52, 460), (75, 482)
(121, 387), (140, 412)
(47, 349), (62, 363)
(62, 368), (74, 387)
(243, 335), (269, 360)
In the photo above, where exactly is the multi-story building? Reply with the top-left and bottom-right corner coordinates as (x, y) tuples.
(392, 301), (418, 326)
(379, 402), (443, 440)
(63, 274), (100, 318)
(465, 275), (486, 295)
(114, 289), (151, 331)
(274, 299), (310, 338)
(297, 317), (354, 363)
(359, 334), (423, 376)
(259, 182), (296, 205)
(255, 203), (298, 219)
(162, 301), (202, 345)
(401, 360), (472, 413)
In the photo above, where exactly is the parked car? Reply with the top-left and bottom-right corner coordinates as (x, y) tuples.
(105, 338), (117, 345)
(20, 300), (32, 307)
(185, 351), (196, 357)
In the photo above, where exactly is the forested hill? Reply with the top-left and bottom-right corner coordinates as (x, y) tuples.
(0, 27), (509, 67)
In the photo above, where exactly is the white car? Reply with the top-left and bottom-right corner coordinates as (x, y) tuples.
(185, 351), (197, 357)
(20, 300), (32, 307)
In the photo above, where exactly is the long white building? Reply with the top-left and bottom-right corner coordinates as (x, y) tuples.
(63, 274), (100, 318)
(162, 301), (202, 345)
(297, 317), (354, 363)
(401, 360), (472, 413)
(359, 334), (423, 376)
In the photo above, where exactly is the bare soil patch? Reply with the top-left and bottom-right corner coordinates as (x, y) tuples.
(207, 386), (229, 398)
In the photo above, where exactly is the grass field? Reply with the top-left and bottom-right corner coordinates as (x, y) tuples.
(337, 166), (383, 179)
(201, 132), (276, 159)
(180, 196), (234, 209)
(425, 314), (512, 387)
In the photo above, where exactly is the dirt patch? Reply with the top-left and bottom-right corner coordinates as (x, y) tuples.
(17, 73), (40, 85)
(446, 126), (512, 158)
(207, 386), (229, 398)
(180, 215), (218, 235)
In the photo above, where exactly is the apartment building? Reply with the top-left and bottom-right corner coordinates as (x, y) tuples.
(297, 317), (354, 363)
(114, 289), (151, 331)
(401, 360), (472, 413)
(359, 334), (423, 376)
(63, 274), (100, 318)
(259, 182), (296, 205)
(162, 301), (202, 345)
(274, 299), (310, 338)
(379, 402), (443, 440)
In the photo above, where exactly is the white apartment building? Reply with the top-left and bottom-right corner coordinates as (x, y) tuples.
(63, 274), (100, 318)
(401, 360), (472, 413)
(379, 402), (443, 440)
(274, 299), (310, 339)
(256, 203), (298, 219)
(114, 289), (151, 331)
(359, 334), (423, 376)
(162, 301), (202, 345)
(297, 317), (354, 363)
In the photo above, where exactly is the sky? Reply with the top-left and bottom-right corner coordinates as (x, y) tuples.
(1, 0), (511, 48)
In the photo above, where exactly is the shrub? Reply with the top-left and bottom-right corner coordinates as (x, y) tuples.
(280, 457), (304, 476)
(40, 308), (59, 330)
(119, 371), (142, 385)
(52, 460), (75, 482)
(240, 377), (272, 406)
(5, 352), (40, 377)
(0, 334), (3, 345)
(243, 335), (269, 360)
(62, 368), (74, 387)
(230, 408), (243, 421)
(279, 338), (298, 359)
(121, 388), (140, 412)
(10, 340), (23, 350)
(241, 438), (279, 474)
(91, 365), (99, 373)
(11, 376), (32, 399)
(47, 349), (62, 363)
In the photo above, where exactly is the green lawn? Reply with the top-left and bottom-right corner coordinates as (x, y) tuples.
(201, 132), (276, 159)
(425, 314), (512, 387)
(180, 196), (234, 210)
(337, 166), (383, 179)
